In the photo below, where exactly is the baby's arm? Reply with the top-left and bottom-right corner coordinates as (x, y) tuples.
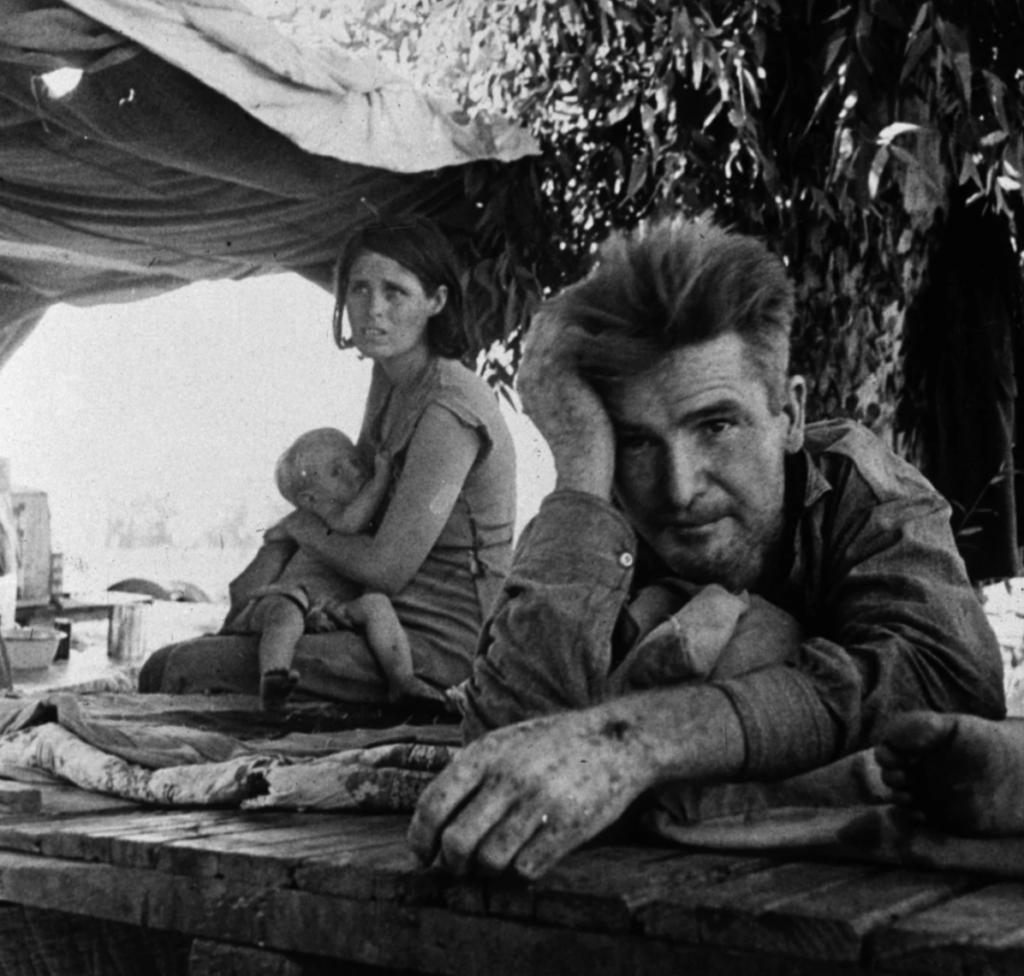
(325, 452), (391, 536)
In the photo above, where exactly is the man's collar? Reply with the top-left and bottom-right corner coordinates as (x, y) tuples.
(791, 443), (832, 511)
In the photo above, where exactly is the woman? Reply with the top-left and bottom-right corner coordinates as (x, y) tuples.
(139, 216), (517, 701)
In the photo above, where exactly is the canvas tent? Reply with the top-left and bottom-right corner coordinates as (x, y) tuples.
(0, 0), (539, 369)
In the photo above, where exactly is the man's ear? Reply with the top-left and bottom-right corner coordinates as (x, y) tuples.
(429, 284), (448, 316)
(783, 375), (806, 454)
(296, 488), (317, 510)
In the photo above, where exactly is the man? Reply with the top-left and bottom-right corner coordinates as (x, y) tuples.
(408, 214), (1006, 879)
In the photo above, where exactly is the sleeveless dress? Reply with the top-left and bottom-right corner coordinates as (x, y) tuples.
(358, 357), (517, 685)
(140, 355), (516, 701)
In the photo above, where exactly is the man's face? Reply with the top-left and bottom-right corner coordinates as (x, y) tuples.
(607, 332), (805, 592)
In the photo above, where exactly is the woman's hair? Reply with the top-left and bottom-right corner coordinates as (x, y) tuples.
(548, 214), (795, 412)
(332, 215), (468, 359)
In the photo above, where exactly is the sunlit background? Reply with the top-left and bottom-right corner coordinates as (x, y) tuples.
(0, 274), (554, 602)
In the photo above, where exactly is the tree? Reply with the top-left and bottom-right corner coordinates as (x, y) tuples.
(304, 0), (1024, 574)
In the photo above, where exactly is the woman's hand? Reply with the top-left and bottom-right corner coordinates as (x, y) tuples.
(516, 309), (616, 499)
(408, 707), (654, 880)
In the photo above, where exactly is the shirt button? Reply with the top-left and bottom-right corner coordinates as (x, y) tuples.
(618, 552), (634, 569)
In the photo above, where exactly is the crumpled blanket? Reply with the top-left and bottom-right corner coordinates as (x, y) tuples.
(0, 692), (460, 811)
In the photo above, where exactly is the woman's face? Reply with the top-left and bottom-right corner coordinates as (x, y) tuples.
(345, 251), (447, 367)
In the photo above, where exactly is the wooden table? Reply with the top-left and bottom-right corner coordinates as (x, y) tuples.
(0, 786), (1017, 975)
(15, 592), (153, 660)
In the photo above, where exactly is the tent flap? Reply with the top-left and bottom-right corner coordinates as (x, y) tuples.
(0, 0), (537, 368)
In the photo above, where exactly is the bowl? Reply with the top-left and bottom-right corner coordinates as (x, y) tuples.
(2, 628), (60, 670)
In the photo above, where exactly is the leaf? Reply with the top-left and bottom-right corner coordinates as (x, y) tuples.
(605, 93), (635, 126)
(983, 69), (1009, 132)
(823, 30), (846, 76)
(868, 145), (889, 198)
(910, 1), (932, 36)
(980, 130), (1008, 148)
(877, 122), (921, 146)
(626, 151), (649, 198)
(824, 5), (853, 24)
(900, 25), (933, 83)
(935, 16), (972, 104)
(959, 152), (981, 187)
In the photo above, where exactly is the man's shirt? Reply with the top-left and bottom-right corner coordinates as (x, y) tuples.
(462, 420), (1006, 778)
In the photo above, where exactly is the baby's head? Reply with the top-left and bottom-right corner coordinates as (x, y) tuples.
(275, 428), (368, 511)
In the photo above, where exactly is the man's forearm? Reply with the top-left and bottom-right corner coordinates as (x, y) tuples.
(594, 683), (747, 786)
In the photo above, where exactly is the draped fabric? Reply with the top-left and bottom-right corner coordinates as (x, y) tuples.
(0, 0), (538, 368)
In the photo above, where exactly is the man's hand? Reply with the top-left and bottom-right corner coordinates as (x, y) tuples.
(516, 308), (616, 498)
(408, 708), (654, 880)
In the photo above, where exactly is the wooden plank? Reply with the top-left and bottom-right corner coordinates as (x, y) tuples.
(0, 900), (191, 975)
(108, 813), (331, 872)
(640, 860), (879, 951)
(869, 882), (1024, 975)
(156, 820), (406, 886)
(293, 839), (438, 903)
(37, 782), (142, 817)
(717, 868), (978, 963)
(189, 939), (305, 976)
(447, 847), (779, 934)
(0, 809), (197, 853)
(0, 782), (40, 814)
(35, 810), (241, 862)
(0, 849), (864, 976)
(534, 848), (781, 932)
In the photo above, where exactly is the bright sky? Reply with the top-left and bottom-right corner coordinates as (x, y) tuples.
(0, 274), (553, 585)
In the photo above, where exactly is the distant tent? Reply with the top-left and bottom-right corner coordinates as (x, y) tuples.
(0, 0), (539, 367)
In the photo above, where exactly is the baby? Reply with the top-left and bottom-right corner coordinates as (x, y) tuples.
(223, 427), (446, 710)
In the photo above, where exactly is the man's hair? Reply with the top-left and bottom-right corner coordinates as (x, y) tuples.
(549, 214), (795, 411)
(275, 428), (357, 506)
(332, 215), (468, 360)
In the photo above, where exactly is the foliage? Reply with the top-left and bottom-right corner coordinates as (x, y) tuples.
(287, 1), (1024, 441)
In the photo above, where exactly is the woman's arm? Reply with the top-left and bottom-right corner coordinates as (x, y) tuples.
(323, 452), (391, 536)
(277, 404), (480, 595)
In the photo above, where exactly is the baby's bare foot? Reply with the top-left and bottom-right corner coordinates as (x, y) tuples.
(876, 712), (1024, 837)
(260, 668), (299, 712)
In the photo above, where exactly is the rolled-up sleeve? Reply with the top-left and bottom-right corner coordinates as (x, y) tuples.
(462, 491), (635, 740)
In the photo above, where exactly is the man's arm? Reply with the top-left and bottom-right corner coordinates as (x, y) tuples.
(515, 309), (616, 497)
(409, 682), (744, 879)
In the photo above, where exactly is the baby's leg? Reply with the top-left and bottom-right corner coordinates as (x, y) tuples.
(251, 595), (303, 710)
(875, 712), (1024, 836)
(350, 594), (446, 704)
